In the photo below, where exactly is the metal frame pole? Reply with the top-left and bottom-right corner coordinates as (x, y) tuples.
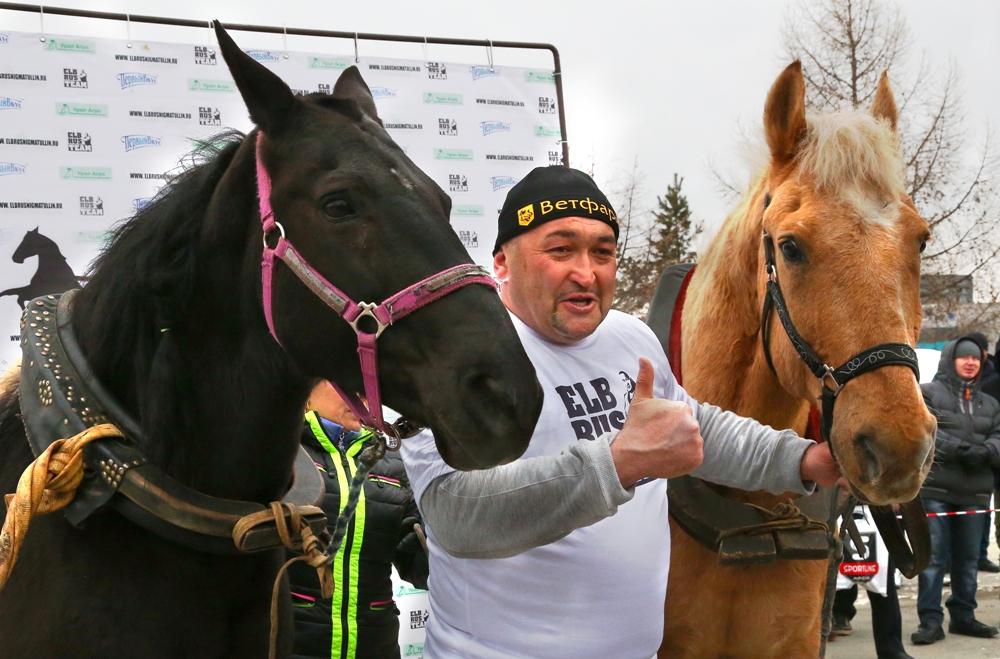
(0, 2), (570, 165)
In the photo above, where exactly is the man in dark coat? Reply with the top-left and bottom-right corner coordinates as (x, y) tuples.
(913, 336), (1000, 644)
(289, 382), (429, 659)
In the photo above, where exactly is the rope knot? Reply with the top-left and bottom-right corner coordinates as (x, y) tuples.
(717, 501), (829, 540)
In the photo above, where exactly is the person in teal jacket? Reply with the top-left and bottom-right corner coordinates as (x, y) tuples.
(289, 381), (428, 659)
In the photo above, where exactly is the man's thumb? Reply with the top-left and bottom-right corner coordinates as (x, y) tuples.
(634, 358), (655, 401)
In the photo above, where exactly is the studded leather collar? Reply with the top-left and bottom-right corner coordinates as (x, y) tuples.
(18, 291), (325, 554)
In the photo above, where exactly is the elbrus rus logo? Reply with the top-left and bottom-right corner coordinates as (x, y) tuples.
(117, 72), (157, 90)
(132, 198), (153, 211)
(0, 163), (26, 176)
(469, 65), (501, 81)
(490, 176), (518, 191)
(480, 121), (510, 136)
(370, 87), (397, 100)
(244, 50), (281, 62)
(121, 135), (162, 152)
(0, 97), (22, 110)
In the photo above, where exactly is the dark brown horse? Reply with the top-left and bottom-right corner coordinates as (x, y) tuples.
(0, 23), (542, 658)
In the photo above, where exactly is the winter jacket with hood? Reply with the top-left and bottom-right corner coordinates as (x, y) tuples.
(920, 335), (1000, 506)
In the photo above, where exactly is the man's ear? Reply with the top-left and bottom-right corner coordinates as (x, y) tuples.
(493, 247), (509, 282)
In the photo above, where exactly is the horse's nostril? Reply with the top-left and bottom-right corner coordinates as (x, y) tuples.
(855, 433), (883, 484)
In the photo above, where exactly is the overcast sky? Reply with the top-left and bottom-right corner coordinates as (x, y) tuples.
(4, 0), (997, 246)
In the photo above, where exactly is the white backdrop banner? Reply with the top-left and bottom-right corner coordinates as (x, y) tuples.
(0, 29), (562, 370)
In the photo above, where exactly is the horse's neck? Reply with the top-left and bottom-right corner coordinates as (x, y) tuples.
(68, 154), (310, 504)
(30, 245), (76, 281)
(681, 189), (808, 435)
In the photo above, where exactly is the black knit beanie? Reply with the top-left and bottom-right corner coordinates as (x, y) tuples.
(493, 166), (618, 254)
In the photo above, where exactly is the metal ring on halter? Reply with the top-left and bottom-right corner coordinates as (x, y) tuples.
(821, 366), (844, 395)
(262, 221), (285, 249)
(347, 302), (388, 338)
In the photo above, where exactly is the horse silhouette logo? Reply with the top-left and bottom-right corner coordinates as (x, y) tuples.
(0, 228), (83, 308)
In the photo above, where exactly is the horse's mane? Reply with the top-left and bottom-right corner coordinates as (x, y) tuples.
(73, 130), (248, 430)
(797, 112), (904, 198)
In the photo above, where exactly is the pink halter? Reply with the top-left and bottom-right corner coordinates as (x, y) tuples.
(256, 132), (497, 443)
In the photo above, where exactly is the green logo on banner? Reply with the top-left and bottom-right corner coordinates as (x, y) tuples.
(45, 38), (96, 53)
(395, 584), (429, 597)
(309, 56), (351, 70)
(423, 92), (463, 105)
(452, 205), (485, 217)
(74, 231), (112, 244)
(60, 166), (111, 181)
(525, 71), (556, 84)
(188, 79), (236, 93)
(402, 644), (424, 657)
(434, 148), (473, 161)
(534, 125), (561, 137)
(56, 103), (108, 117)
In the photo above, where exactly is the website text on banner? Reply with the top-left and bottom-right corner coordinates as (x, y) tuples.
(0, 29), (562, 372)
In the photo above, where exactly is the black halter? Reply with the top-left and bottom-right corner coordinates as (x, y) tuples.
(760, 230), (920, 449)
(759, 228), (930, 580)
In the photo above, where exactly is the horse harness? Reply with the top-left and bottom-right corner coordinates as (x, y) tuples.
(19, 290), (326, 554)
(648, 249), (930, 578)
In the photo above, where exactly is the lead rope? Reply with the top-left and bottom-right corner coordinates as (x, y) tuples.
(0, 423), (125, 596)
(267, 436), (383, 659)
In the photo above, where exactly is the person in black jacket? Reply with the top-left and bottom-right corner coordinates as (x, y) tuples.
(968, 332), (1000, 573)
(913, 336), (1000, 645)
(289, 381), (429, 659)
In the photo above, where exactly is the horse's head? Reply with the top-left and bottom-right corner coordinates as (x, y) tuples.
(11, 227), (46, 264)
(215, 24), (542, 470)
(760, 61), (935, 504)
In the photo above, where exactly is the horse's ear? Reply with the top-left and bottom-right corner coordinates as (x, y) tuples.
(213, 21), (297, 135)
(333, 66), (382, 125)
(764, 61), (808, 165)
(870, 70), (898, 133)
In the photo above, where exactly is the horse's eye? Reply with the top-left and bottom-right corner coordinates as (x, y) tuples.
(779, 240), (802, 261)
(323, 198), (354, 221)
(919, 240), (927, 253)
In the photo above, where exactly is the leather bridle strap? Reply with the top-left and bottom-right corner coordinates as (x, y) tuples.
(759, 231), (920, 446)
(255, 132), (496, 441)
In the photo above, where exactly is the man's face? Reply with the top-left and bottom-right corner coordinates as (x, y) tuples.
(955, 355), (981, 380)
(306, 381), (361, 431)
(494, 216), (616, 344)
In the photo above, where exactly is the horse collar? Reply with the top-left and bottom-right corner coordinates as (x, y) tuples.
(18, 290), (326, 555)
(254, 131), (496, 443)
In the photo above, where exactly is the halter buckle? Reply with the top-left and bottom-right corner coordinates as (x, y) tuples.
(821, 366), (844, 395)
(766, 263), (778, 283)
(347, 302), (388, 338)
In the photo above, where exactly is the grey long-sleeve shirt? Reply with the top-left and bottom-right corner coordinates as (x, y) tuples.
(420, 401), (814, 559)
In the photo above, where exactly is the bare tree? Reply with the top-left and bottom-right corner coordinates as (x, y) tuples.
(780, 0), (1000, 339)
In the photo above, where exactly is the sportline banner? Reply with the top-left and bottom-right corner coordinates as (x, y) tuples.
(0, 29), (562, 370)
(837, 506), (891, 596)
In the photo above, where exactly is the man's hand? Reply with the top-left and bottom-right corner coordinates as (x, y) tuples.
(956, 444), (992, 469)
(610, 358), (704, 488)
(800, 442), (841, 488)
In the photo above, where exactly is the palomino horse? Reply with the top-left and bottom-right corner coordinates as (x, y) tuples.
(660, 62), (935, 658)
(0, 228), (82, 309)
(0, 23), (542, 659)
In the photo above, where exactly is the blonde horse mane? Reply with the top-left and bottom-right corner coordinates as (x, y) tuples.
(797, 112), (904, 197)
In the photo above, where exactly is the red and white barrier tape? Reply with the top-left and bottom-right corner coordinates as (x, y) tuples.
(892, 508), (999, 519)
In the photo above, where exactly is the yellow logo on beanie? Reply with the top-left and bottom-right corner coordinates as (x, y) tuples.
(517, 204), (535, 226)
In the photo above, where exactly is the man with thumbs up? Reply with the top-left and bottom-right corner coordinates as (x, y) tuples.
(400, 166), (840, 659)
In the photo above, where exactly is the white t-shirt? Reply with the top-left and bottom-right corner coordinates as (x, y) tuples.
(401, 310), (696, 659)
